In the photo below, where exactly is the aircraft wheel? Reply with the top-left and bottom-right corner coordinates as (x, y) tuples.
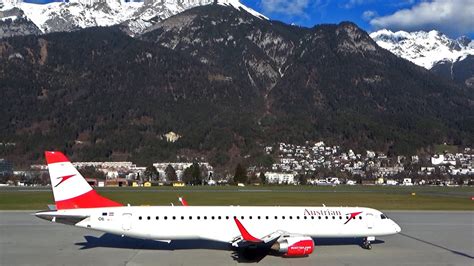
(362, 238), (372, 250)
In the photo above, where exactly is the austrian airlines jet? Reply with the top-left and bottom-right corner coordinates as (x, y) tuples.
(36, 151), (401, 257)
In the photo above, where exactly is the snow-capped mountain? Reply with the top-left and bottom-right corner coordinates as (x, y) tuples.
(0, 7), (42, 37)
(370, 29), (474, 69)
(0, 0), (266, 37)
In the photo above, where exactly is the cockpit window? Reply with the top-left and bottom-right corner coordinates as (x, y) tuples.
(381, 214), (388, 219)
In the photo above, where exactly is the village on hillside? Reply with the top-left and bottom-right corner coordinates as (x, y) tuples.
(1, 141), (473, 187)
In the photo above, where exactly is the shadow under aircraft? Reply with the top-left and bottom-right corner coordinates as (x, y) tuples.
(76, 234), (385, 263)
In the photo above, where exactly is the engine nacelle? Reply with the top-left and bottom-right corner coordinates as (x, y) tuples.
(271, 236), (314, 257)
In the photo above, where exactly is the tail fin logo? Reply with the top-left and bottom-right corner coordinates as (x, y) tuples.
(54, 174), (76, 187)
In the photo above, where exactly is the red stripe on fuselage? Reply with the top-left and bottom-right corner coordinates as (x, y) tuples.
(55, 190), (123, 210)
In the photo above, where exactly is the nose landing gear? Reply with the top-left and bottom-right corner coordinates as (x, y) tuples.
(361, 236), (374, 250)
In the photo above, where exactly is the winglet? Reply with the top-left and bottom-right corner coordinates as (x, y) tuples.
(178, 197), (188, 206)
(233, 217), (262, 242)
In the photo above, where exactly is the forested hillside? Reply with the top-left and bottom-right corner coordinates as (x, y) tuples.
(1, 4), (473, 167)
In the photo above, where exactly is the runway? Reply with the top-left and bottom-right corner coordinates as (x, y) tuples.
(0, 211), (473, 265)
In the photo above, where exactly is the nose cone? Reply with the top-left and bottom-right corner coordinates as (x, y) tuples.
(393, 221), (401, 233)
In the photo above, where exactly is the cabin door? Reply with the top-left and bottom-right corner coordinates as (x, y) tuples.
(366, 213), (374, 230)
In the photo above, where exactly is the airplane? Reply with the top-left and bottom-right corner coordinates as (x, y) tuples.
(36, 151), (401, 257)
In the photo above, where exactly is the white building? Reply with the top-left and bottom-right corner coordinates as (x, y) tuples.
(264, 172), (296, 184)
(402, 178), (413, 186)
(163, 131), (181, 143)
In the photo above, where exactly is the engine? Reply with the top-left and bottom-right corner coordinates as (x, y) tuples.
(271, 236), (314, 257)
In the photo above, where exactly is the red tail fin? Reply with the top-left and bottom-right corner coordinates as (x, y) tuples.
(45, 151), (123, 210)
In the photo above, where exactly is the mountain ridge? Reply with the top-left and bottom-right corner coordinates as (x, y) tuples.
(1, 4), (473, 166)
(370, 29), (474, 69)
(0, 0), (266, 37)
(371, 29), (474, 88)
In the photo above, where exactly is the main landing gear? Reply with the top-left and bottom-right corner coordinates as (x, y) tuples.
(362, 237), (374, 250)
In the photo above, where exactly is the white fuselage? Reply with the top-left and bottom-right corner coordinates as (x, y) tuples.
(49, 206), (401, 243)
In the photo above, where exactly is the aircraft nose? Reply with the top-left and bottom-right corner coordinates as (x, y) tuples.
(393, 221), (401, 233)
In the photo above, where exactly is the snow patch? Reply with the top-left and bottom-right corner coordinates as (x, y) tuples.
(0, 0), (265, 35)
(370, 29), (474, 69)
(217, 0), (267, 20)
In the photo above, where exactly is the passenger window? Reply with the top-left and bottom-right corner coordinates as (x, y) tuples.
(332, 216), (335, 219)
(297, 216), (300, 219)
(241, 216), (244, 220)
(304, 216), (307, 219)
(211, 216), (215, 220)
(204, 216), (207, 220)
(249, 216), (252, 220)
(189, 216), (192, 220)
(381, 214), (388, 219)
(282, 216), (285, 219)
(181, 216), (184, 220)
(218, 216), (221, 220)
(339, 216), (342, 219)
(325, 216), (328, 219)
(197, 216), (200, 220)
(226, 216), (229, 219)
(275, 216), (278, 220)
(164, 216), (168, 220)
(156, 216), (159, 220)
(266, 216), (269, 219)
(172, 216), (176, 220)
(139, 216), (142, 220)
(289, 216), (292, 219)
(147, 216), (151, 220)
(359, 216), (362, 220)
(257, 216), (261, 219)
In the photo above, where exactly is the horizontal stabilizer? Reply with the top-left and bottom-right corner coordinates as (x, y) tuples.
(35, 210), (89, 226)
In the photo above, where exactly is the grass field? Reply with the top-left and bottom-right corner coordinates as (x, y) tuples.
(0, 185), (473, 210)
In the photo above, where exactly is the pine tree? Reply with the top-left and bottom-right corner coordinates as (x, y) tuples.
(191, 162), (202, 185)
(165, 164), (177, 182)
(259, 172), (266, 184)
(144, 165), (159, 181)
(233, 163), (248, 184)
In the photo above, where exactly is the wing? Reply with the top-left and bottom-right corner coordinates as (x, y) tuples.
(231, 217), (282, 248)
(231, 218), (315, 257)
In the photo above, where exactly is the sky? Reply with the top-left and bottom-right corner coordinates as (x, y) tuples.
(240, 0), (474, 38)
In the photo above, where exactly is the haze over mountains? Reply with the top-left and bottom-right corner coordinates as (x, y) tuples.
(0, 1), (473, 166)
